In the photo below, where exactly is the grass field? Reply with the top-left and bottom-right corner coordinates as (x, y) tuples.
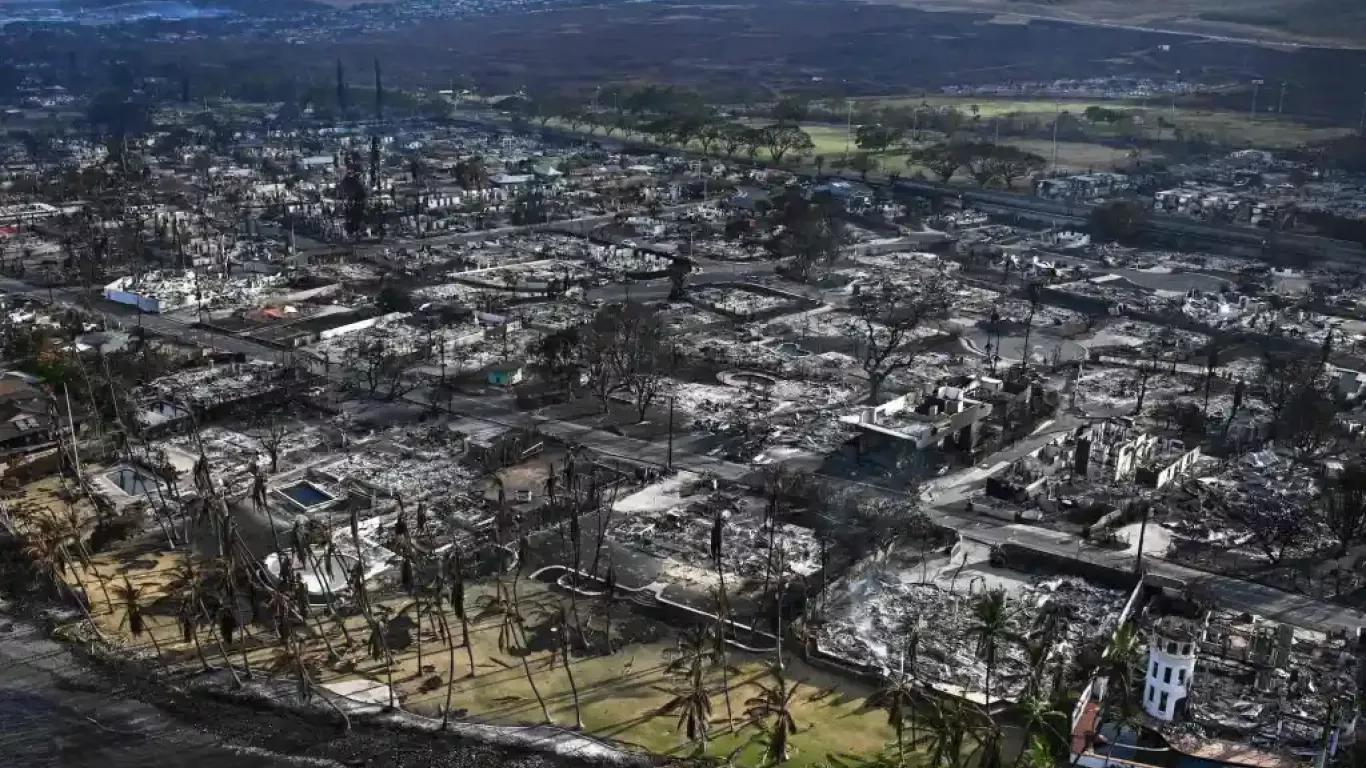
(842, 95), (1352, 149)
(54, 530), (906, 768)
(566, 117), (1133, 179)
(793, 123), (1130, 178)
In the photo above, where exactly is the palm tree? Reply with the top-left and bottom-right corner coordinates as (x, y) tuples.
(174, 557), (243, 687)
(664, 625), (717, 683)
(450, 551), (476, 677)
(744, 663), (801, 765)
(362, 610), (397, 710)
(708, 502), (736, 730)
(1070, 623), (1144, 765)
(1019, 281), (1042, 376)
(600, 560), (617, 654)
(20, 525), (103, 637)
(659, 653), (713, 752)
(1019, 736), (1055, 768)
(477, 574), (550, 724)
(271, 635), (352, 733)
(912, 696), (993, 768)
(543, 604), (584, 730)
(969, 588), (1017, 708)
(1014, 694), (1068, 767)
(864, 647), (924, 766)
(113, 577), (164, 662)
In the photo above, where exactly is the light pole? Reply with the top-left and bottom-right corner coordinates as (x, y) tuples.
(1277, 81), (1287, 114)
(1250, 79), (1264, 119)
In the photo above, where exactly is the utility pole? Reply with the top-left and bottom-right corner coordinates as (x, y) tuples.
(1359, 91), (1366, 136)
(374, 59), (383, 123)
(666, 397), (675, 471)
(1134, 499), (1149, 574)
(1250, 79), (1264, 119)
(843, 100), (854, 158)
(1171, 69), (1180, 121)
(336, 59), (347, 119)
(1277, 81), (1287, 114)
(1051, 106), (1060, 172)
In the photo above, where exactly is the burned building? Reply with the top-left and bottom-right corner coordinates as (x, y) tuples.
(1143, 605), (1360, 766)
(840, 377), (994, 475)
(1072, 419), (1200, 490)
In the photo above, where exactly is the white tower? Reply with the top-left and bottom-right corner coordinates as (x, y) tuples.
(1143, 617), (1199, 722)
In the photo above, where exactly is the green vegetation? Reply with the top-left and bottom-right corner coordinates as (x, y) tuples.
(528, 83), (1349, 191)
(838, 95), (1352, 150)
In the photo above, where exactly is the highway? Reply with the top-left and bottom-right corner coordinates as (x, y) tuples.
(5, 274), (1363, 633)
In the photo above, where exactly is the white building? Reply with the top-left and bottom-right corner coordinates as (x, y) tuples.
(1143, 616), (1200, 722)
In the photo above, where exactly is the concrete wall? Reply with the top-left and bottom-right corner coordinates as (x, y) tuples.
(269, 283), (342, 304)
(317, 311), (410, 341)
(104, 288), (161, 314)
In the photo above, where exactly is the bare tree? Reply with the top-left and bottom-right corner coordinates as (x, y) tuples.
(612, 305), (673, 422)
(1275, 385), (1344, 465)
(249, 405), (292, 474)
(1321, 463), (1366, 556)
(846, 273), (952, 404)
(1212, 492), (1308, 565)
(764, 188), (845, 283)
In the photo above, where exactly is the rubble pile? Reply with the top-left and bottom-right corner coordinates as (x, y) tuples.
(691, 285), (799, 318)
(820, 555), (1126, 701)
(609, 488), (821, 585)
(140, 360), (283, 408)
(314, 428), (478, 504)
(1163, 609), (1358, 751)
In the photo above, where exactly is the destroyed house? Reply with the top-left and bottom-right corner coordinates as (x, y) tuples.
(1071, 420), (1199, 489)
(0, 376), (78, 456)
(1137, 604), (1361, 768)
(841, 379), (993, 470)
(135, 361), (286, 430)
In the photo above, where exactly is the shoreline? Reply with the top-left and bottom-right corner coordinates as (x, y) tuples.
(0, 600), (653, 768)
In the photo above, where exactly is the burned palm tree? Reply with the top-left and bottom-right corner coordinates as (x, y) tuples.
(542, 604), (584, 730)
(659, 630), (714, 752)
(113, 576), (164, 663)
(450, 550), (476, 678)
(743, 663), (802, 765)
(864, 644), (926, 767)
(600, 559), (617, 654)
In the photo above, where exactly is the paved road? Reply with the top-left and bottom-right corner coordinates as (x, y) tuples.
(8, 276), (1364, 633)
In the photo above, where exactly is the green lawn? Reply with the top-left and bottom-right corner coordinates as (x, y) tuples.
(547, 116), (1131, 182)
(837, 95), (1351, 149)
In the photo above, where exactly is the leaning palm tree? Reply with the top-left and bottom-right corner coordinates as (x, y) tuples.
(271, 635), (352, 733)
(542, 604), (584, 730)
(744, 663), (802, 765)
(364, 613), (398, 710)
(113, 576), (164, 663)
(20, 526), (103, 637)
(509, 601), (552, 724)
